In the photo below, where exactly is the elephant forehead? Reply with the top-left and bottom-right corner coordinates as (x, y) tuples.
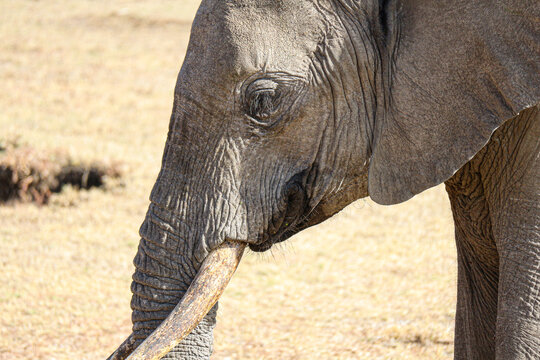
(191, 0), (327, 78)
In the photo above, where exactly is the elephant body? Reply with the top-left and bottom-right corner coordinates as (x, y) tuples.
(107, 0), (540, 359)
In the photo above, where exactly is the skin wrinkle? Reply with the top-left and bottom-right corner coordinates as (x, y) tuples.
(131, 298), (176, 314)
(156, 168), (204, 206)
(148, 205), (191, 237)
(446, 176), (499, 358)
(144, 224), (189, 262)
(268, 173), (285, 236)
(249, 160), (299, 249)
(139, 219), (197, 279)
(131, 307), (177, 323)
(378, 2), (400, 151)
(329, 4), (384, 156)
(336, 4), (380, 88)
(252, 164), (269, 240)
(303, 3), (334, 77)
(130, 284), (183, 304)
(301, 173), (366, 226)
(138, 241), (187, 280)
(131, 303), (178, 318)
(306, 121), (336, 207)
(483, 115), (534, 208)
(304, 128), (326, 208)
(312, 46), (350, 187)
(151, 207), (196, 250)
(147, 211), (194, 248)
(132, 311), (180, 324)
(132, 309), (176, 322)
(331, 50), (356, 116)
(261, 162), (274, 233)
(133, 320), (171, 332)
(132, 273), (185, 292)
(486, 118), (536, 214)
(304, 6), (374, 201)
(297, 56), (334, 210)
(269, 166), (286, 230)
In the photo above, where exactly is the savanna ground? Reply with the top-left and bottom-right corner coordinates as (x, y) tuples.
(0, 1), (456, 359)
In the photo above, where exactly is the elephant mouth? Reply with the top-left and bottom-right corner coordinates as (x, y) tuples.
(249, 179), (308, 252)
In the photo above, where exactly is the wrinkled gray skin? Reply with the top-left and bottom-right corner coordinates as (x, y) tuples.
(121, 0), (539, 359)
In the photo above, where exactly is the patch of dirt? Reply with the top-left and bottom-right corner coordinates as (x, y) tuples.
(0, 142), (122, 205)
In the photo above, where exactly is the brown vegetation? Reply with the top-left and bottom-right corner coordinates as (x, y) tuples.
(0, 141), (121, 204)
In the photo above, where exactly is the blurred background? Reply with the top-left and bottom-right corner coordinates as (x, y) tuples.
(0, 1), (457, 359)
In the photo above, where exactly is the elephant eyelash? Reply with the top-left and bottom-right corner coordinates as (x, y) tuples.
(248, 90), (278, 121)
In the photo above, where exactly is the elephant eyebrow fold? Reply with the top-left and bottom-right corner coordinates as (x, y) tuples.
(379, 0), (390, 40)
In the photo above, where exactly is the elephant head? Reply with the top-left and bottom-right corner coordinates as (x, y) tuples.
(108, 0), (539, 358)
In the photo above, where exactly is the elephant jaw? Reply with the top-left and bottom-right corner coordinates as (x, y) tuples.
(107, 240), (246, 360)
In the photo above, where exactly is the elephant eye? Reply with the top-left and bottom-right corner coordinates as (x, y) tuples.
(245, 79), (280, 125)
(249, 90), (276, 120)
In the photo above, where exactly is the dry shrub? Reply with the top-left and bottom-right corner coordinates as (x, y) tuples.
(0, 141), (122, 204)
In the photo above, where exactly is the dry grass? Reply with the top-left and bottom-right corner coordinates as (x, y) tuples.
(0, 1), (456, 359)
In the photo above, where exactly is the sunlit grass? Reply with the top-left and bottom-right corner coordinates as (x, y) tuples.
(0, 1), (456, 359)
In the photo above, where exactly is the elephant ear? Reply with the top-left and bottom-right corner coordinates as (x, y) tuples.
(368, 0), (540, 205)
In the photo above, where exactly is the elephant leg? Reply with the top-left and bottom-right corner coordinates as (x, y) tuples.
(446, 160), (499, 360)
(447, 105), (540, 359)
(479, 107), (540, 359)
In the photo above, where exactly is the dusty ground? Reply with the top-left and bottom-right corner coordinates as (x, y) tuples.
(0, 1), (456, 359)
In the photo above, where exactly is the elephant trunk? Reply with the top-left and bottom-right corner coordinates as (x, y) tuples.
(107, 99), (247, 359)
(130, 203), (207, 350)
(108, 199), (243, 360)
(126, 240), (245, 360)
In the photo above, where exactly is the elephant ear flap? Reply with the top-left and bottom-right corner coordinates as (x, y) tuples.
(368, 0), (540, 205)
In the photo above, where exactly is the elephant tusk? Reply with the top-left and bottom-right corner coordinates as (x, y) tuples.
(124, 240), (246, 360)
(106, 334), (137, 360)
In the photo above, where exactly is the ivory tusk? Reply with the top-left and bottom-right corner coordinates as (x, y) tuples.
(125, 240), (246, 360)
(106, 334), (137, 360)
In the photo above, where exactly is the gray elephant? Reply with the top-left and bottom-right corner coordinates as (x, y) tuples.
(107, 0), (540, 359)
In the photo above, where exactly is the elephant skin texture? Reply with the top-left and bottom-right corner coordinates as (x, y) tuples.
(108, 0), (540, 359)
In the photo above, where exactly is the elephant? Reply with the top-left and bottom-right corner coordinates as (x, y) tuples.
(107, 0), (540, 359)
